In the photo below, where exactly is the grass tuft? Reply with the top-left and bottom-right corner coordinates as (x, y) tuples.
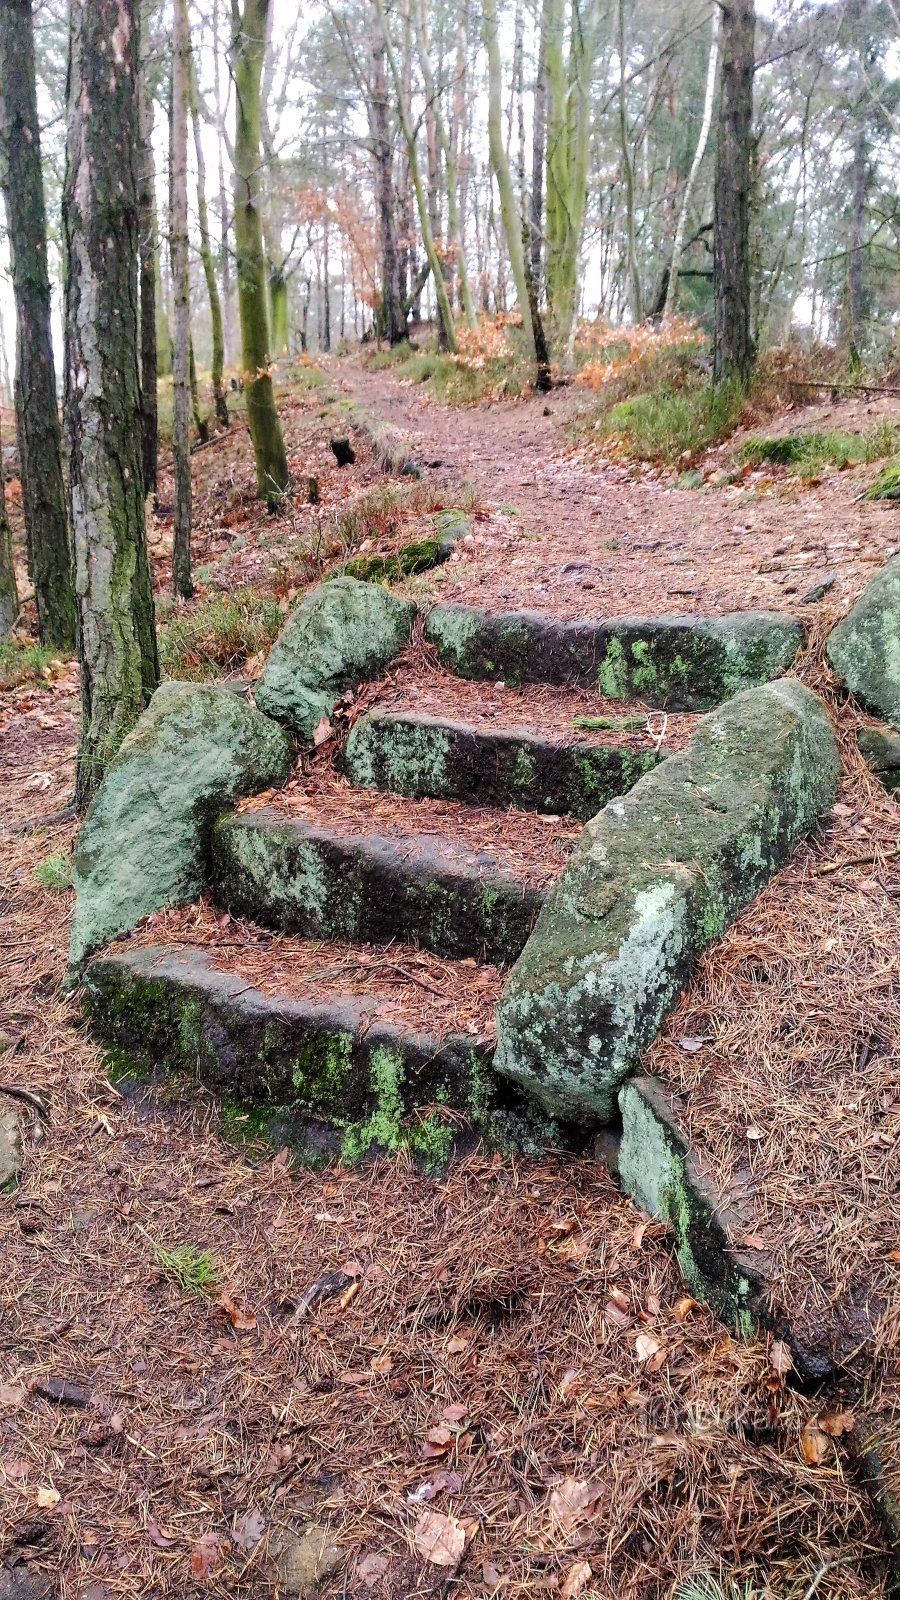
(152, 1242), (219, 1295)
(864, 459), (900, 500)
(602, 378), (747, 464)
(34, 853), (72, 892)
(741, 423), (900, 481)
(158, 590), (283, 680)
(0, 639), (62, 691)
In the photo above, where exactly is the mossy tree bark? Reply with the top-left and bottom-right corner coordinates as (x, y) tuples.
(0, 0), (75, 651)
(483, 0), (550, 388)
(190, 59), (228, 425)
(0, 413), (17, 637)
(413, 0), (476, 329)
(137, 41), (159, 499)
(171, 0), (193, 599)
(63, 0), (159, 809)
(713, 0), (756, 384)
(544, 0), (599, 353)
(230, 0), (290, 507)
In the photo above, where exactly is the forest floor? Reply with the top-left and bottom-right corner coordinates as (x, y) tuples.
(0, 355), (898, 1600)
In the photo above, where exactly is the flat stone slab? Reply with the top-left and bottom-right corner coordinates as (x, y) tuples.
(424, 603), (803, 709)
(343, 708), (661, 820)
(69, 682), (292, 971)
(493, 679), (840, 1123)
(255, 577), (417, 742)
(82, 945), (574, 1168)
(211, 811), (545, 965)
(827, 556), (900, 729)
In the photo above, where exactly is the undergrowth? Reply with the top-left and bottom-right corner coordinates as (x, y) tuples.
(865, 460), (900, 500)
(741, 420), (900, 479)
(152, 1242), (219, 1295)
(34, 852), (73, 892)
(157, 590), (283, 680)
(0, 638), (62, 691)
(600, 378), (747, 464)
(363, 321), (533, 405)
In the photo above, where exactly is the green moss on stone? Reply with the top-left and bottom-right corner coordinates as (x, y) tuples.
(598, 636), (629, 699)
(291, 1030), (354, 1110)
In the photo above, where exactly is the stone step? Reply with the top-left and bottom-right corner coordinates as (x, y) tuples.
(343, 706), (663, 819)
(424, 602), (803, 708)
(83, 943), (578, 1169)
(210, 807), (553, 965)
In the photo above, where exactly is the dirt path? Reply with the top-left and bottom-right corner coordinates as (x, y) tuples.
(337, 360), (898, 622)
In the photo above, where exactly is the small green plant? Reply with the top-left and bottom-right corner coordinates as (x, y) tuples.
(864, 459), (900, 500)
(602, 378), (746, 463)
(152, 1242), (219, 1295)
(0, 639), (59, 691)
(741, 421), (900, 481)
(158, 590), (283, 680)
(34, 853), (72, 892)
(675, 1579), (769, 1600)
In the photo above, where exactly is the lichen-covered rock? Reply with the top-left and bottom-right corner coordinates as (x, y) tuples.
(826, 556), (900, 728)
(69, 682), (291, 971)
(255, 577), (416, 740)
(424, 603), (803, 708)
(494, 680), (839, 1123)
(858, 724), (900, 794)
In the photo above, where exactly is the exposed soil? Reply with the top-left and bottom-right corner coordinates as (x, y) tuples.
(337, 362), (899, 622)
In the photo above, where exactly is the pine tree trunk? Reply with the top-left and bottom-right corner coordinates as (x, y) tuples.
(414, 0), (476, 327)
(845, 122), (867, 366)
(171, 0), (193, 598)
(0, 412), (17, 637)
(0, 0), (75, 651)
(713, 0), (756, 384)
(231, 0), (290, 506)
(531, 0), (549, 289)
(63, 0), (159, 808)
(137, 44), (159, 498)
(190, 61), (228, 426)
(617, 0), (642, 325)
(664, 0), (720, 322)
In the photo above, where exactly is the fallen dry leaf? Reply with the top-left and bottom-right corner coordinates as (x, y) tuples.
(673, 1296), (699, 1322)
(561, 1559), (593, 1597)
(634, 1333), (661, 1364)
(770, 1340), (793, 1376)
(232, 1507), (265, 1553)
(800, 1421), (831, 1466)
(190, 1530), (228, 1577)
(548, 1476), (601, 1534)
(818, 1409), (854, 1438)
(413, 1508), (466, 1567)
(358, 1552), (389, 1587)
(36, 1486), (60, 1509)
(219, 1294), (257, 1332)
(0, 1383), (27, 1408)
(147, 1517), (178, 1548)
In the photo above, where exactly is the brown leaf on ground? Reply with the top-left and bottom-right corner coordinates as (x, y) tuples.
(770, 1340), (793, 1376)
(412, 1508), (466, 1567)
(561, 1560), (594, 1597)
(190, 1530), (228, 1576)
(818, 1409), (855, 1438)
(801, 1421), (832, 1466)
(233, 1507), (266, 1552)
(218, 1293), (257, 1331)
(147, 1517), (177, 1548)
(357, 1551), (389, 1586)
(634, 1333), (661, 1364)
(548, 1477), (601, 1534)
(0, 1382), (27, 1408)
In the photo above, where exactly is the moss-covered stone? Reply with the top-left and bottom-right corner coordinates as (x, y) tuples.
(339, 511), (471, 586)
(424, 603), (803, 708)
(211, 809), (543, 964)
(827, 557), (900, 729)
(81, 944), (584, 1170)
(858, 724), (900, 794)
(494, 679), (839, 1123)
(69, 682), (292, 971)
(255, 577), (416, 741)
(343, 708), (660, 820)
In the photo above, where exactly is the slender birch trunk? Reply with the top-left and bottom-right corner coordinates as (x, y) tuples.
(664, 2), (720, 321)
(376, 0), (457, 353)
(414, 0), (476, 326)
(618, 0), (642, 323)
(190, 61), (228, 426)
(63, 0), (159, 806)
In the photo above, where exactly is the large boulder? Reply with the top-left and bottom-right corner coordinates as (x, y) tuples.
(826, 556), (900, 728)
(493, 679), (839, 1123)
(69, 682), (292, 971)
(255, 577), (417, 741)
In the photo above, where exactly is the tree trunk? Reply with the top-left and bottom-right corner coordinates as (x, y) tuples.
(0, 0), (75, 650)
(531, 0), (549, 289)
(544, 0), (599, 351)
(190, 60), (228, 426)
(377, 0), (457, 354)
(617, 0), (642, 325)
(713, 0), (756, 384)
(0, 412), (17, 637)
(371, 7), (407, 343)
(845, 122), (867, 366)
(212, 0), (233, 364)
(231, 0), (290, 506)
(483, 0), (550, 385)
(137, 38), (159, 497)
(63, 0), (159, 808)
(414, 0), (476, 327)
(171, 0), (193, 599)
(664, 0), (720, 321)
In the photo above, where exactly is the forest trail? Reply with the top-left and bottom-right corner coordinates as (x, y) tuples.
(336, 357), (899, 622)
